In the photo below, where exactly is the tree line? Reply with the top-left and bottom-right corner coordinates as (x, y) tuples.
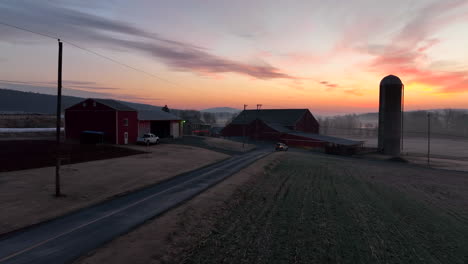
(318, 109), (468, 138)
(163, 105), (236, 126)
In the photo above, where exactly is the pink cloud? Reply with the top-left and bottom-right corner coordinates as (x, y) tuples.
(364, 1), (468, 93)
(320, 81), (339, 88)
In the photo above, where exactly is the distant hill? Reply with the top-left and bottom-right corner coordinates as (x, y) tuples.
(201, 107), (240, 114)
(0, 89), (163, 114)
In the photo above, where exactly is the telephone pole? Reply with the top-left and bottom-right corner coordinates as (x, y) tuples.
(242, 104), (247, 150)
(427, 112), (431, 167)
(255, 104), (262, 141)
(401, 84), (405, 153)
(55, 39), (63, 197)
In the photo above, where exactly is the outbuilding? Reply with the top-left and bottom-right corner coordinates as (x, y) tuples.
(137, 110), (183, 138)
(65, 98), (183, 144)
(65, 98), (138, 144)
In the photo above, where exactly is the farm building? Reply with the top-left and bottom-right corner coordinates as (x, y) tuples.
(137, 110), (182, 138)
(65, 99), (183, 144)
(222, 109), (362, 153)
(222, 109), (319, 138)
(183, 116), (211, 136)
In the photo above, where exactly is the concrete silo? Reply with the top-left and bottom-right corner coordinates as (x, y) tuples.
(378, 75), (403, 156)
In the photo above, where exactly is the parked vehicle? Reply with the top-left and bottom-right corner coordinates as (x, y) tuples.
(275, 142), (288, 151)
(137, 133), (160, 145)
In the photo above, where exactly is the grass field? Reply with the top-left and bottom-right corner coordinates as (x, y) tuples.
(169, 135), (255, 155)
(184, 152), (468, 264)
(0, 140), (144, 172)
(326, 134), (468, 159)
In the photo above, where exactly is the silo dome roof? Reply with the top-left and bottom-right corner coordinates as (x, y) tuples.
(380, 75), (402, 86)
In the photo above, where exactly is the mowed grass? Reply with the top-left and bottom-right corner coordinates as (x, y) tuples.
(185, 153), (468, 264)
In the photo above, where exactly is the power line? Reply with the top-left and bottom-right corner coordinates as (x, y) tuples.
(62, 40), (180, 86)
(0, 21), (57, 40)
(0, 21), (181, 87)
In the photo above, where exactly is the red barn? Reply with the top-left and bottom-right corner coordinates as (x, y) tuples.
(65, 99), (138, 144)
(222, 108), (362, 153)
(222, 109), (319, 138)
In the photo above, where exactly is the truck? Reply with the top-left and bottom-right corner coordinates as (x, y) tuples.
(137, 133), (160, 145)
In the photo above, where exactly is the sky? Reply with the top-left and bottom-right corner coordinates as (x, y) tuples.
(0, 0), (468, 115)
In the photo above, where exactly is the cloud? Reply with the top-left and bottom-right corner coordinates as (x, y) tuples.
(417, 39), (440, 53)
(0, 1), (295, 80)
(0, 79), (120, 91)
(0, 79), (119, 95)
(0, 79), (112, 98)
(319, 81), (339, 88)
(0, 79), (163, 103)
(362, 0), (468, 93)
(394, 0), (468, 47)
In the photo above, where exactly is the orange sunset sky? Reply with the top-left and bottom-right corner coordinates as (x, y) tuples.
(1, 0), (468, 115)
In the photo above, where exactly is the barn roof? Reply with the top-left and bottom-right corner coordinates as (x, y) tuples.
(138, 110), (181, 121)
(66, 98), (137, 111)
(263, 122), (293, 133)
(93, 99), (137, 111)
(230, 109), (309, 126)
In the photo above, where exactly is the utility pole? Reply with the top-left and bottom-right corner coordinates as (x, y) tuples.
(401, 85), (405, 153)
(242, 104), (247, 150)
(427, 112), (431, 167)
(55, 39), (63, 197)
(256, 104), (262, 141)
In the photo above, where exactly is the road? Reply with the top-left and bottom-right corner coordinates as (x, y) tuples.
(0, 148), (271, 264)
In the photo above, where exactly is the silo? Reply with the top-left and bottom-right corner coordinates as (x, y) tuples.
(378, 75), (403, 156)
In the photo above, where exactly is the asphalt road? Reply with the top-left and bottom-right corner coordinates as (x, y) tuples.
(0, 148), (271, 264)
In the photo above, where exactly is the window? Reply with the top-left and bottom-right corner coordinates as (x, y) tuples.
(82, 103), (87, 107)
(123, 118), (129, 126)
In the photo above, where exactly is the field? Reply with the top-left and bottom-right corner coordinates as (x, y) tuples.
(170, 135), (255, 155)
(324, 134), (468, 171)
(183, 152), (468, 264)
(0, 142), (228, 234)
(0, 114), (59, 128)
(0, 140), (143, 172)
(326, 134), (468, 159)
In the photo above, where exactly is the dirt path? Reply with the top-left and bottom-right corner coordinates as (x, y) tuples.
(184, 152), (468, 264)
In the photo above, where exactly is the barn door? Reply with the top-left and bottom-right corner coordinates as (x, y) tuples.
(172, 122), (179, 138)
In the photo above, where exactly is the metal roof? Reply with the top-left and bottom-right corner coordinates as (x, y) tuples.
(260, 120), (362, 147)
(230, 109), (309, 126)
(288, 131), (363, 146)
(92, 99), (137, 111)
(263, 122), (293, 133)
(138, 110), (181, 121)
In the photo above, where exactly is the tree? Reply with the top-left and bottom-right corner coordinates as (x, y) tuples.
(225, 113), (239, 125)
(202, 112), (217, 124)
(161, 105), (170, 113)
(178, 110), (202, 122)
